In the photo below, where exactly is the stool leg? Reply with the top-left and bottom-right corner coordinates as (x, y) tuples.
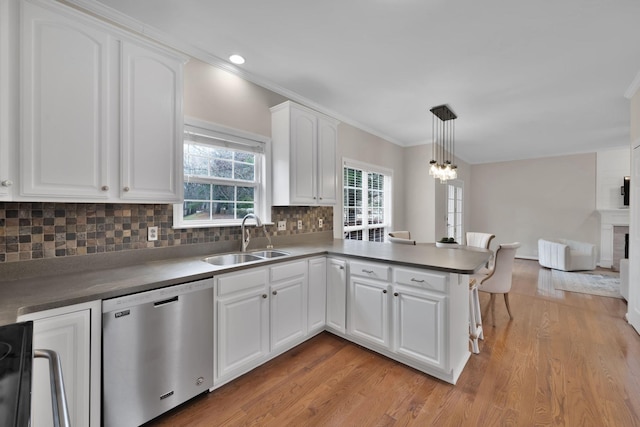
(469, 283), (483, 354)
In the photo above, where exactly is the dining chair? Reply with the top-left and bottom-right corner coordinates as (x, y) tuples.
(466, 232), (495, 269)
(388, 231), (416, 245)
(472, 242), (521, 327)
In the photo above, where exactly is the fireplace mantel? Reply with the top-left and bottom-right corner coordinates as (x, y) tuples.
(598, 209), (630, 268)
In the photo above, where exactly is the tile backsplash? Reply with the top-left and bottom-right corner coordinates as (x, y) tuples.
(0, 202), (333, 263)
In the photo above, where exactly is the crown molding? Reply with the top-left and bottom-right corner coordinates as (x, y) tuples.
(625, 69), (640, 99)
(59, 0), (405, 147)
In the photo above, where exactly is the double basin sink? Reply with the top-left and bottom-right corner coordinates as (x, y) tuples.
(203, 250), (290, 266)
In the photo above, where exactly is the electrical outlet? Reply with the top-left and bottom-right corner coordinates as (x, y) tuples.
(148, 226), (158, 241)
(319, 218), (323, 228)
(297, 220), (303, 230)
(277, 220), (286, 231)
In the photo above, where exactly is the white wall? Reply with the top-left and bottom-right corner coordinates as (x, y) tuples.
(597, 148), (631, 209)
(184, 59), (407, 239)
(468, 153), (600, 259)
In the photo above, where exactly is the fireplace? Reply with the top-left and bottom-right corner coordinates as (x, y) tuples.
(598, 209), (630, 270)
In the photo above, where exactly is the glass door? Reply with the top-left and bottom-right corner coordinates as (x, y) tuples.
(446, 180), (463, 242)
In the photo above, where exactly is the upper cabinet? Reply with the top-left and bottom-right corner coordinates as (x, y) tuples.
(4, 0), (185, 203)
(270, 101), (339, 206)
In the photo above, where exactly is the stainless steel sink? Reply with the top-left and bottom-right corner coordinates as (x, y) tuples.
(202, 253), (263, 266)
(249, 250), (290, 259)
(202, 250), (290, 266)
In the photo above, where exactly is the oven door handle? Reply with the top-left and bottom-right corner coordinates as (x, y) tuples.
(34, 349), (71, 427)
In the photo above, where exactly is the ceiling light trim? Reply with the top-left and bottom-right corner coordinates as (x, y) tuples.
(59, 0), (405, 147)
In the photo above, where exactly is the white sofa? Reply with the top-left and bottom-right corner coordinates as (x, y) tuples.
(538, 238), (597, 271)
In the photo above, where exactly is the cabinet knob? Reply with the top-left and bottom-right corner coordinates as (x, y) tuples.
(394, 292), (399, 297)
(123, 186), (130, 192)
(101, 185), (109, 191)
(339, 266), (344, 270)
(272, 290), (278, 295)
(382, 289), (387, 294)
(1, 180), (12, 187)
(262, 294), (267, 299)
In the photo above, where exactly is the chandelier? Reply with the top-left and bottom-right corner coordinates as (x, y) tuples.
(429, 104), (457, 183)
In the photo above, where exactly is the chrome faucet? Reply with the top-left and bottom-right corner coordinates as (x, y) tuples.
(241, 213), (262, 252)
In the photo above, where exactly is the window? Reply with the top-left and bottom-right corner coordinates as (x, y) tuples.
(343, 160), (392, 242)
(173, 118), (271, 228)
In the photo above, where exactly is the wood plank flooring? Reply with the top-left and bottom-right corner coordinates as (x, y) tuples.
(147, 259), (640, 426)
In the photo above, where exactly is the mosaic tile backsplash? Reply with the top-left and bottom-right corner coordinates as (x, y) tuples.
(0, 203), (333, 263)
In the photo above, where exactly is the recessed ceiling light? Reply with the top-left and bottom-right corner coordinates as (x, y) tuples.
(229, 54), (245, 65)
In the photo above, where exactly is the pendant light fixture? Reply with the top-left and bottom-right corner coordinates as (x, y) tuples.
(429, 104), (457, 183)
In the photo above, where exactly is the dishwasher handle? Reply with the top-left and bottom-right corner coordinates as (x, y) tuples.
(34, 349), (71, 427)
(154, 295), (179, 307)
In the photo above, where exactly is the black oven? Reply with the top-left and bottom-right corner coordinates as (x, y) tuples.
(0, 321), (33, 427)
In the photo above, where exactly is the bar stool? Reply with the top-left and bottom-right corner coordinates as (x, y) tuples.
(469, 278), (484, 354)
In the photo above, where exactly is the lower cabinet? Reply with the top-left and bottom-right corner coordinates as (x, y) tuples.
(326, 257), (347, 334)
(307, 257), (327, 334)
(214, 260), (309, 388)
(215, 267), (270, 385)
(17, 300), (101, 427)
(345, 260), (458, 381)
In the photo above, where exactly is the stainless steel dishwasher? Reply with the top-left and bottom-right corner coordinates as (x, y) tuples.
(102, 278), (213, 427)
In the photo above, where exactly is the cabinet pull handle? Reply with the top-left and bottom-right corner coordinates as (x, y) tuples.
(382, 289), (387, 294)
(411, 278), (425, 283)
(123, 186), (130, 192)
(262, 294), (267, 299)
(362, 269), (374, 274)
(272, 290), (278, 295)
(394, 292), (399, 297)
(1, 180), (13, 187)
(101, 185), (109, 191)
(338, 265), (344, 270)
(34, 349), (71, 427)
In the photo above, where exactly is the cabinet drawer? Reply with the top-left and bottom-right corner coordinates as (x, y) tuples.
(217, 268), (267, 296)
(270, 260), (307, 282)
(394, 268), (447, 293)
(350, 260), (390, 281)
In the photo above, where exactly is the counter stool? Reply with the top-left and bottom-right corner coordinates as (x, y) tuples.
(469, 278), (484, 354)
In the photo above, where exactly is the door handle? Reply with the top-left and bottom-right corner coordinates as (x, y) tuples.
(34, 349), (71, 427)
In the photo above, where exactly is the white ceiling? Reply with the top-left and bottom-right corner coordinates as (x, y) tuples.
(89, 0), (640, 164)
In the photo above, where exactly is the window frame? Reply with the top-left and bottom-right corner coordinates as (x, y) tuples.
(173, 117), (272, 229)
(342, 158), (393, 242)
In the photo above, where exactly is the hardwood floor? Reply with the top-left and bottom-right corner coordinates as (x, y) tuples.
(147, 259), (640, 426)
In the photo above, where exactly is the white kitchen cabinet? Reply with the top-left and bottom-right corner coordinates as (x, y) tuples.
(18, 300), (102, 427)
(392, 284), (447, 370)
(19, 0), (112, 200)
(11, 0), (185, 203)
(307, 257), (327, 335)
(627, 142), (640, 332)
(269, 261), (308, 353)
(119, 40), (183, 202)
(215, 268), (269, 385)
(214, 260), (309, 387)
(326, 257), (347, 334)
(0, 0), (16, 199)
(347, 261), (391, 349)
(270, 101), (339, 205)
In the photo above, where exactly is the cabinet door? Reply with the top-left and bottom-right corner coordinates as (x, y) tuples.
(392, 285), (447, 370)
(20, 1), (111, 199)
(120, 40), (183, 202)
(216, 286), (269, 382)
(289, 106), (317, 204)
(348, 276), (390, 348)
(326, 258), (347, 333)
(31, 310), (91, 427)
(270, 276), (307, 353)
(317, 117), (338, 204)
(0, 0), (14, 199)
(307, 257), (327, 333)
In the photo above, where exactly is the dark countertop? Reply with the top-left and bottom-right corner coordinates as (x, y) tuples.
(0, 239), (490, 326)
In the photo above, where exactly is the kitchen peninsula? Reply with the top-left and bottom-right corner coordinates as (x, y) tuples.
(0, 238), (490, 426)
